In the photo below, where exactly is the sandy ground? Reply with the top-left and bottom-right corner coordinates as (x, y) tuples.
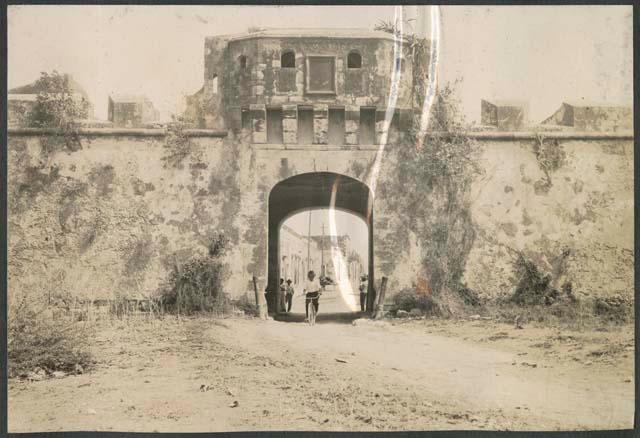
(8, 288), (635, 432)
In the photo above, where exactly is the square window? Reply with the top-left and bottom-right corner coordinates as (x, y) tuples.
(306, 57), (336, 94)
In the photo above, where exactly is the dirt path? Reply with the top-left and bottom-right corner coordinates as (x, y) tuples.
(8, 312), (634, 432)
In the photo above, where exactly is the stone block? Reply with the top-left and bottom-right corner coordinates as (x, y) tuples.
(314, 117), (328, 145)
(282, 118), (298, 145)
(345, 132), (358, 145)
(355, 96), (373, 106)
(252, 129), (266, 144)
(282, 105), (297, 118)
(283, 130), (297, 144)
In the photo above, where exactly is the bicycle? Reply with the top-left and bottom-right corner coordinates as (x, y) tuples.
(305, 291), (321, 326)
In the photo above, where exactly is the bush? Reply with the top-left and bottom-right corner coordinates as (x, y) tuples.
(232, 294), (258, 315)
(8, 295), (93, 378)
(594, 295), (633, 323)
(161, 233), (230, 314)
(510, 254), (555, 305)
(393, 288), (439, 315)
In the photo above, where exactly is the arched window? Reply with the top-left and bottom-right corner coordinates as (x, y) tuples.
(281, 50), (295, 68)
(239, 55), (247, 69)
(347, 51), (362, 69)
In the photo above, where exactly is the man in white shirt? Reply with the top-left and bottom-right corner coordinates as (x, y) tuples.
(303, 270), (323, 321)
(359, 274), (368, 312)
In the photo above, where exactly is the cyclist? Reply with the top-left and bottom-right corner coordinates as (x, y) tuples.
(303, 270), (323, 321)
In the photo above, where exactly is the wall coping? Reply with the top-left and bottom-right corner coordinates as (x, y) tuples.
(7, 127), (228, 137)
(464, 131), (634, 141)
(7, 127), (632, 141)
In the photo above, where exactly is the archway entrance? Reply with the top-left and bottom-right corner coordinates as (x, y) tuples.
(267, 172), (374, 315)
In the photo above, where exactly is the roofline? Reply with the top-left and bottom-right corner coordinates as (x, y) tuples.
(207, 28), (399, 43)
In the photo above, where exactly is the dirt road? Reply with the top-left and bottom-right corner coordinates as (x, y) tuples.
(9, 295), (634, 432)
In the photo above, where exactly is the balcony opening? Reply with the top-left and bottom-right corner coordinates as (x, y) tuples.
(328, 108), (345, 146)
(297, 107), (314, 144)
(266, 108), (283, 144)
(359, 108), (376, 145)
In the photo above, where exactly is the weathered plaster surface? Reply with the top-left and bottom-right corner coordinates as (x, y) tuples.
(464, 138), (634, 301)
(7, 130), (634, 305)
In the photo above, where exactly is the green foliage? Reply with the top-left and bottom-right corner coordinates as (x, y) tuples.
(531, 134), (567, 193)
(510, 254), (556, 305)
(593, 294), (633, 323)
(233, 294), (258, 315)
(509, 250), (576, 306)
(393, 288), (439, 315)
(380, 82), (482, 297)
(374, 18), (430, 107)
(162, 117), (197, 168)
(8, 294), (93, 378)
(26, 71), (90, 154)
(161, 232), (230, 314)
(28, 71), (90, 129)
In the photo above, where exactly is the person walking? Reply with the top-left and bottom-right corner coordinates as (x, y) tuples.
(279, 278), (287, 313)
(359, 274), (368, 312)
(285, 279), (295, 313)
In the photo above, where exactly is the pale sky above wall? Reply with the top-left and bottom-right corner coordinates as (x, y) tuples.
(8, 5), (633, 124)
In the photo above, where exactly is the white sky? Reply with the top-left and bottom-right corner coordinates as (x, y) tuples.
(283, 209), (368, 261)
(8, 5), (633, 123)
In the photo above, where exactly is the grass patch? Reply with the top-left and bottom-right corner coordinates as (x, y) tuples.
(8, 294), (94, 378)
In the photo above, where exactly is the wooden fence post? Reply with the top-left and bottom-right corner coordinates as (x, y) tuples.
(373, 276), (388, 320)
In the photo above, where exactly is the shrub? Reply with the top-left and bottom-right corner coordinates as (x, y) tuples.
(458, 284), (481, 306)
(8, 294), (93, 378)
(393, 288), (439, 315)
(161, 232), (230, 314)
(510, 254), (555, 305)
(232, 294), (258, 315)
(594, 294), (633, 323)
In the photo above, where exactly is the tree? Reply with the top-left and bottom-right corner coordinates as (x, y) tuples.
(28, 71), (90, 129)
(375, 21), (483, 309)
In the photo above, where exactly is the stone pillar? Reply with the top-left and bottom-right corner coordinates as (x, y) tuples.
(282, 104), (298, 145)
(345, 105), (360, 146)
(254, 63), (267, 99)
(313, 104), (329, 145)
(250, 104), (266, 144)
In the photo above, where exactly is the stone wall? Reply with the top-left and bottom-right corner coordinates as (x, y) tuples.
(7, 129), (634, 307)
(7, 130), (248, 301)
(464, 134), (634, 301)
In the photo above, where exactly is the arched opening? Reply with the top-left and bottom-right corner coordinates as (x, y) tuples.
(268, 172), (374, 317)
(279, 209), (369, 317)
(238, 55), (247, 69)
(281, 50), (296, 68)
(347, 51), (362, 69)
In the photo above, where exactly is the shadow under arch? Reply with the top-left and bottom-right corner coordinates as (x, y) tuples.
(267, 171), (375, 314)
